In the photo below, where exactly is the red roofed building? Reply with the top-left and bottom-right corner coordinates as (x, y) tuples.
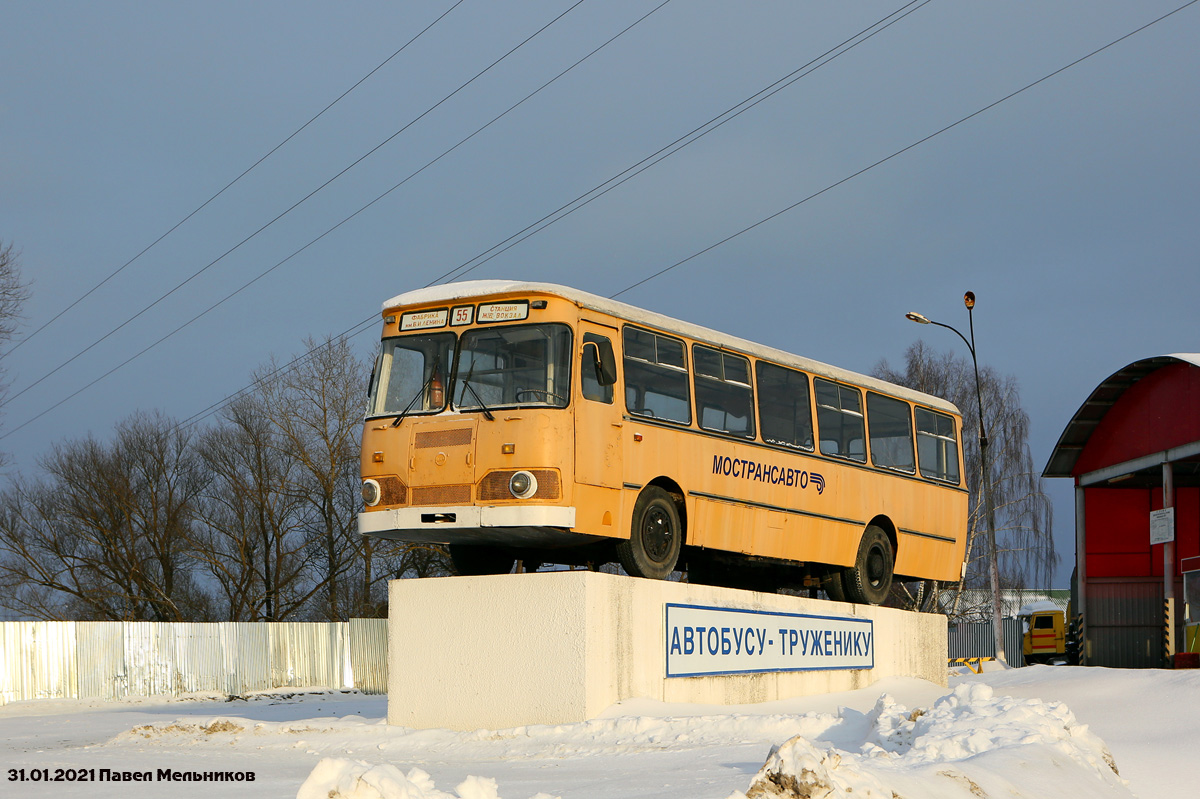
(1044, 354), (1200, 667)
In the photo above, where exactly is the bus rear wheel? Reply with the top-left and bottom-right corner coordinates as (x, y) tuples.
(617, 487), (682, 580)
(842, 526), (894, 605)
(448, 545), (516, 576)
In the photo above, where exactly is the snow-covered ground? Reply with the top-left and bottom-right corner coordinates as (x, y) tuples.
(2, 665), (1195, 798)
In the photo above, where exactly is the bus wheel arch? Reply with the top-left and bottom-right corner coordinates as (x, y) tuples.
(867, 515), (898, 567)
(843, 522), (895, 605)
(618, 482), (685, 580)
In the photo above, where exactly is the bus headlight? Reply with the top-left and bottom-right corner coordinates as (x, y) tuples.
(508, 470), (538, 499)
(362, 479), (382, 506)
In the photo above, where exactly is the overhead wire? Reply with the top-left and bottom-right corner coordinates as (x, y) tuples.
(5, 0), (467, 356)
(610, 0), (1200, 299)
(431, 0), (932, 287)
(7, 0), (1194, 439)
(2, 0), (938, 437)
(3, 0), (669, 438)
(167, 0), (926, 433)
(1, 0), (589, 410)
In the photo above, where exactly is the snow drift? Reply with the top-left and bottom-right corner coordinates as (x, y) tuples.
(295, 682), (1131, 799)
(735, 682), (1128, 799)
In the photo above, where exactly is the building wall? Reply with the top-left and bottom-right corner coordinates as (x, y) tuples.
(1075, 362), (1200, 473)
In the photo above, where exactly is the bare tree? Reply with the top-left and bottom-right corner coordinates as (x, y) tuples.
(256, 335), (371, 619)
(0, 240), (30, 462)
(195, 396), (314, 620)
(0, 241), (27, 347)
(0, 411), (210, 620)
(874, 341), (1057, 618)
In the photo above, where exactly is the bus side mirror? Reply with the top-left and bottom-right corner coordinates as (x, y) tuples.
(585, 341), (618, 387)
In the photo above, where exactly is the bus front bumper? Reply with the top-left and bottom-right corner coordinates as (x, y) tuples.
(358, 505), (587, 547)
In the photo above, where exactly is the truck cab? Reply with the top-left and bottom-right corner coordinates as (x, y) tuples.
(1019, 601), (1066, 665)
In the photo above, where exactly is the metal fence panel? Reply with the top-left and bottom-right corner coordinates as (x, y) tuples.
(0, 622), (76, 703)
(226, 622), (271, 695)
(350, 618), (388, 694)
(270, 622), (349, 689)
(1, 620), (385, 705)
(947, 618), (1024, 664)
(76, 622), (123, 700)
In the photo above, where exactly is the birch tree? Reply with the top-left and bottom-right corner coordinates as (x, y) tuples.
(874, 341), (1057, 617)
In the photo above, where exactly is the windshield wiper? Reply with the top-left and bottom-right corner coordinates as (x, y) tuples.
(391, 354), (441, 427)
(457, 359), (495, 421)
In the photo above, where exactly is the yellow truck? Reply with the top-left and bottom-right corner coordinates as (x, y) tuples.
(1019, 601), (1068, 665)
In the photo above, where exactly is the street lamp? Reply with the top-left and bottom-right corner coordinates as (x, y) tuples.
(906, 292), (1007, 666)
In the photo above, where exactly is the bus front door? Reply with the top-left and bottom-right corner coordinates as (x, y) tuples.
(575, 328), (622, 489)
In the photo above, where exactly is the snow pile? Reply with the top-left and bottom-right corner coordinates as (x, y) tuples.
(297, 759), (559, 799)
(735, 682), (1130, 799)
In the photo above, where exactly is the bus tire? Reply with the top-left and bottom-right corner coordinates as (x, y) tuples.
(843, 526), (894, 605)
(618, 487), (682, 580)
(448, 545), (516, 576)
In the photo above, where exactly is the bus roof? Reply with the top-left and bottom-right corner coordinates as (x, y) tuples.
(383, 280), (960, 415)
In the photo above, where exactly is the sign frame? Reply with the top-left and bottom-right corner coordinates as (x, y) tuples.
(1151, 507), (1175, 546)
(664, 602), (874, 678)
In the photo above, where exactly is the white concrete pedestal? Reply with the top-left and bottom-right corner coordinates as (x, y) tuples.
(388, 571), (946, 731)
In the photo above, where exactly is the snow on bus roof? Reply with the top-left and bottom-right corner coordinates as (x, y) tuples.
(382, 280), (960, 415)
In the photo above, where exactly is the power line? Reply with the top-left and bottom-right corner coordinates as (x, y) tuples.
(2, 0), (588, 411)
(5, 0), (466, 356)
(8, 0), (1193, 440)
(609, 0), (1200, 299)
(163, 1), (938, 434)
(3, 0), (929, 437)
(2, 0), (665, 438)
(432, 0), (933, 287)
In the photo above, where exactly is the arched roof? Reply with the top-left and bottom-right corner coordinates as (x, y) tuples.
(1043, 353), (1200, 479)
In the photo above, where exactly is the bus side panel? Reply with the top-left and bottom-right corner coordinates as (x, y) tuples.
(883, 474), (968, 582)
(572, 483), (623, 539)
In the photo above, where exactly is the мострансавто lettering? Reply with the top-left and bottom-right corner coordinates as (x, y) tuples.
(711, 455), (825, 495)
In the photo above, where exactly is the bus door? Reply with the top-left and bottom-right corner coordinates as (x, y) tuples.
(574, 326), (622, 490)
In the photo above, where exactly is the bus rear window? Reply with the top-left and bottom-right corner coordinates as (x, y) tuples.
(915, 407), (960, 483)
(623, 327), (690, 424)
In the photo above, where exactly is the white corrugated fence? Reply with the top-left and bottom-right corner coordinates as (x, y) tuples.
(0, 619), (387, 705)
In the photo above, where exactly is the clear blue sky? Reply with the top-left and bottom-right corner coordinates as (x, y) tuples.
(3, 1), (1198, 587)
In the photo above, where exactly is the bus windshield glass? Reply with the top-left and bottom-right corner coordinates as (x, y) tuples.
(368, 332), (456, 416)
(453, 323), (572, 410)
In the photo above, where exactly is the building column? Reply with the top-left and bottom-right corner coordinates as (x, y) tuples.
(1164, 461), (1176, 662)
(1075, 482), (1087, 665)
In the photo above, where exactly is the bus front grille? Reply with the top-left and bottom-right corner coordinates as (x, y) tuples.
(411, 484), (472, 506)
(379, 475), (407, 506)
(414, 428), (473, 449)
(477, 470), (561, 501)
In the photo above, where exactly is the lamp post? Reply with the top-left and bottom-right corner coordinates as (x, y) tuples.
(906, 292), (1007, 666)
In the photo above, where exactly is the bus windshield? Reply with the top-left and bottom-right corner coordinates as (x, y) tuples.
(368, 332), (455, 417)
(453, 323), (572, 411)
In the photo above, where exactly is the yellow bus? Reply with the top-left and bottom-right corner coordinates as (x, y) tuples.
(359, 281), (967, 604)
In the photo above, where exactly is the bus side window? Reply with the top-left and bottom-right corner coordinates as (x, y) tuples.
(581, 333), (614, 404)
(814, 378), (866, 463)
(866, 392), (915, 473)
(693, 345), (755, 438)
(756, 362), (814, 450)
(623, 326), (691, 424)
